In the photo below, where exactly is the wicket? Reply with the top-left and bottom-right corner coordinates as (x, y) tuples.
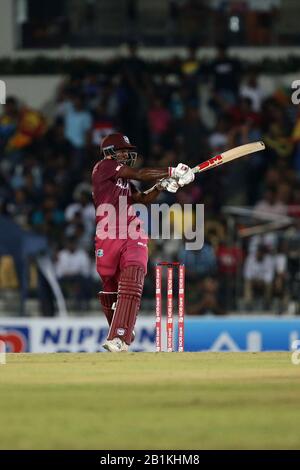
(155, 262), (185, 352)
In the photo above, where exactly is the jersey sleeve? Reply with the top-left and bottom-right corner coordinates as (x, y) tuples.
(93, 159), (124, 184)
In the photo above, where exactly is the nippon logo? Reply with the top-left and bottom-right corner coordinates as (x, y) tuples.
(0, 80), (6, 104)
(0, 340), (6, 365)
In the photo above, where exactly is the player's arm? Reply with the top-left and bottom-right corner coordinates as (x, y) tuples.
(131, 177), (181, 203)
(131, 183), (163, 204)
(118, 162), (195, 185)
(118, 165), (169, 182)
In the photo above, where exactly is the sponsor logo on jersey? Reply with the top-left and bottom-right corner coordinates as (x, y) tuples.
(116, 178), (129, 190)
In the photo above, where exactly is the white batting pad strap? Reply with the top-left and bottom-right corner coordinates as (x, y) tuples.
(99, 291), (118, 295)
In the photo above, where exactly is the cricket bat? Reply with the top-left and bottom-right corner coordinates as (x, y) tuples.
(192, 141), (265, 174)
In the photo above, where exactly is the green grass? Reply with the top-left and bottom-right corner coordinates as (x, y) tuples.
(0, 352), (300, 449)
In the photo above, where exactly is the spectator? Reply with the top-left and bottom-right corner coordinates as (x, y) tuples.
(7, 104), (46, 152)
(7, 189), (32, 229)
(179, 241), (217, 281)
(63, 96), (92, 148)
(243, 245), (274, 310)
(148, 98), (171, 144)
(65, 190), (95, 241)
(122, 40), (147, 82)
(217, 240), (244, 310)
(91, 102), (116, 147)
(186, 277), (224, 316)
(209, 43), (242, 108)
(176, 106), (208, 165)
(55, 236), (91, 310)
(240, 71), (265, 112)
(291, 108), (300, 174)
(45, 119), (72, 158)
(83, 74), (102, 106)
(273, 239), (288, 313)
(31, 196), (64, 233)
(264, 122), (294, 161)
(181, 41), (201, 107)
(228, 96), (261, 128)
(0, 96), (46, 172)
(60, 95), (92, 171)
(208, 115), (229, 153)
(254, 187), (287, 217)
(0, 96), (19, 152)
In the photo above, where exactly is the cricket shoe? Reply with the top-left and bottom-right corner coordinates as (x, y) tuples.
(102, 337), (128, 353)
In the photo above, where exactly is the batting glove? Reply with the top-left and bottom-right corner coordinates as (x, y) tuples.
(159, 177), (180, 193)
(177, 168), (195, 186)
(168, 163), (191, 179)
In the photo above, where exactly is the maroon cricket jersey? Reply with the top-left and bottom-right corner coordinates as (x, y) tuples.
(92, 159), (143, 240)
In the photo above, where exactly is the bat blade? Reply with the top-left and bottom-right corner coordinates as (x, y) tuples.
(192, 141), (265, 174)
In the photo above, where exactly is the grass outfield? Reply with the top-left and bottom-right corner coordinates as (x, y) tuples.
(0, 352), (300, 450)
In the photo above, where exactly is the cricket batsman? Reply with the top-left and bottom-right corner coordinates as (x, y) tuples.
(92, 133), (194, 352)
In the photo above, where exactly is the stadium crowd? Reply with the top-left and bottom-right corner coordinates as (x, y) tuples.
(1, 43), (300, 316)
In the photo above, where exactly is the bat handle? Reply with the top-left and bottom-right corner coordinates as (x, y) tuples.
(143, 182), (162, 194)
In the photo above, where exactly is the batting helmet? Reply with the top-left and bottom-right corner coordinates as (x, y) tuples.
(101, 133), (137, 167)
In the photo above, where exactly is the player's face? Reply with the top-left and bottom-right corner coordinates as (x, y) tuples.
(115, 149), (137, 167)
(115, 150), (129, 163)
